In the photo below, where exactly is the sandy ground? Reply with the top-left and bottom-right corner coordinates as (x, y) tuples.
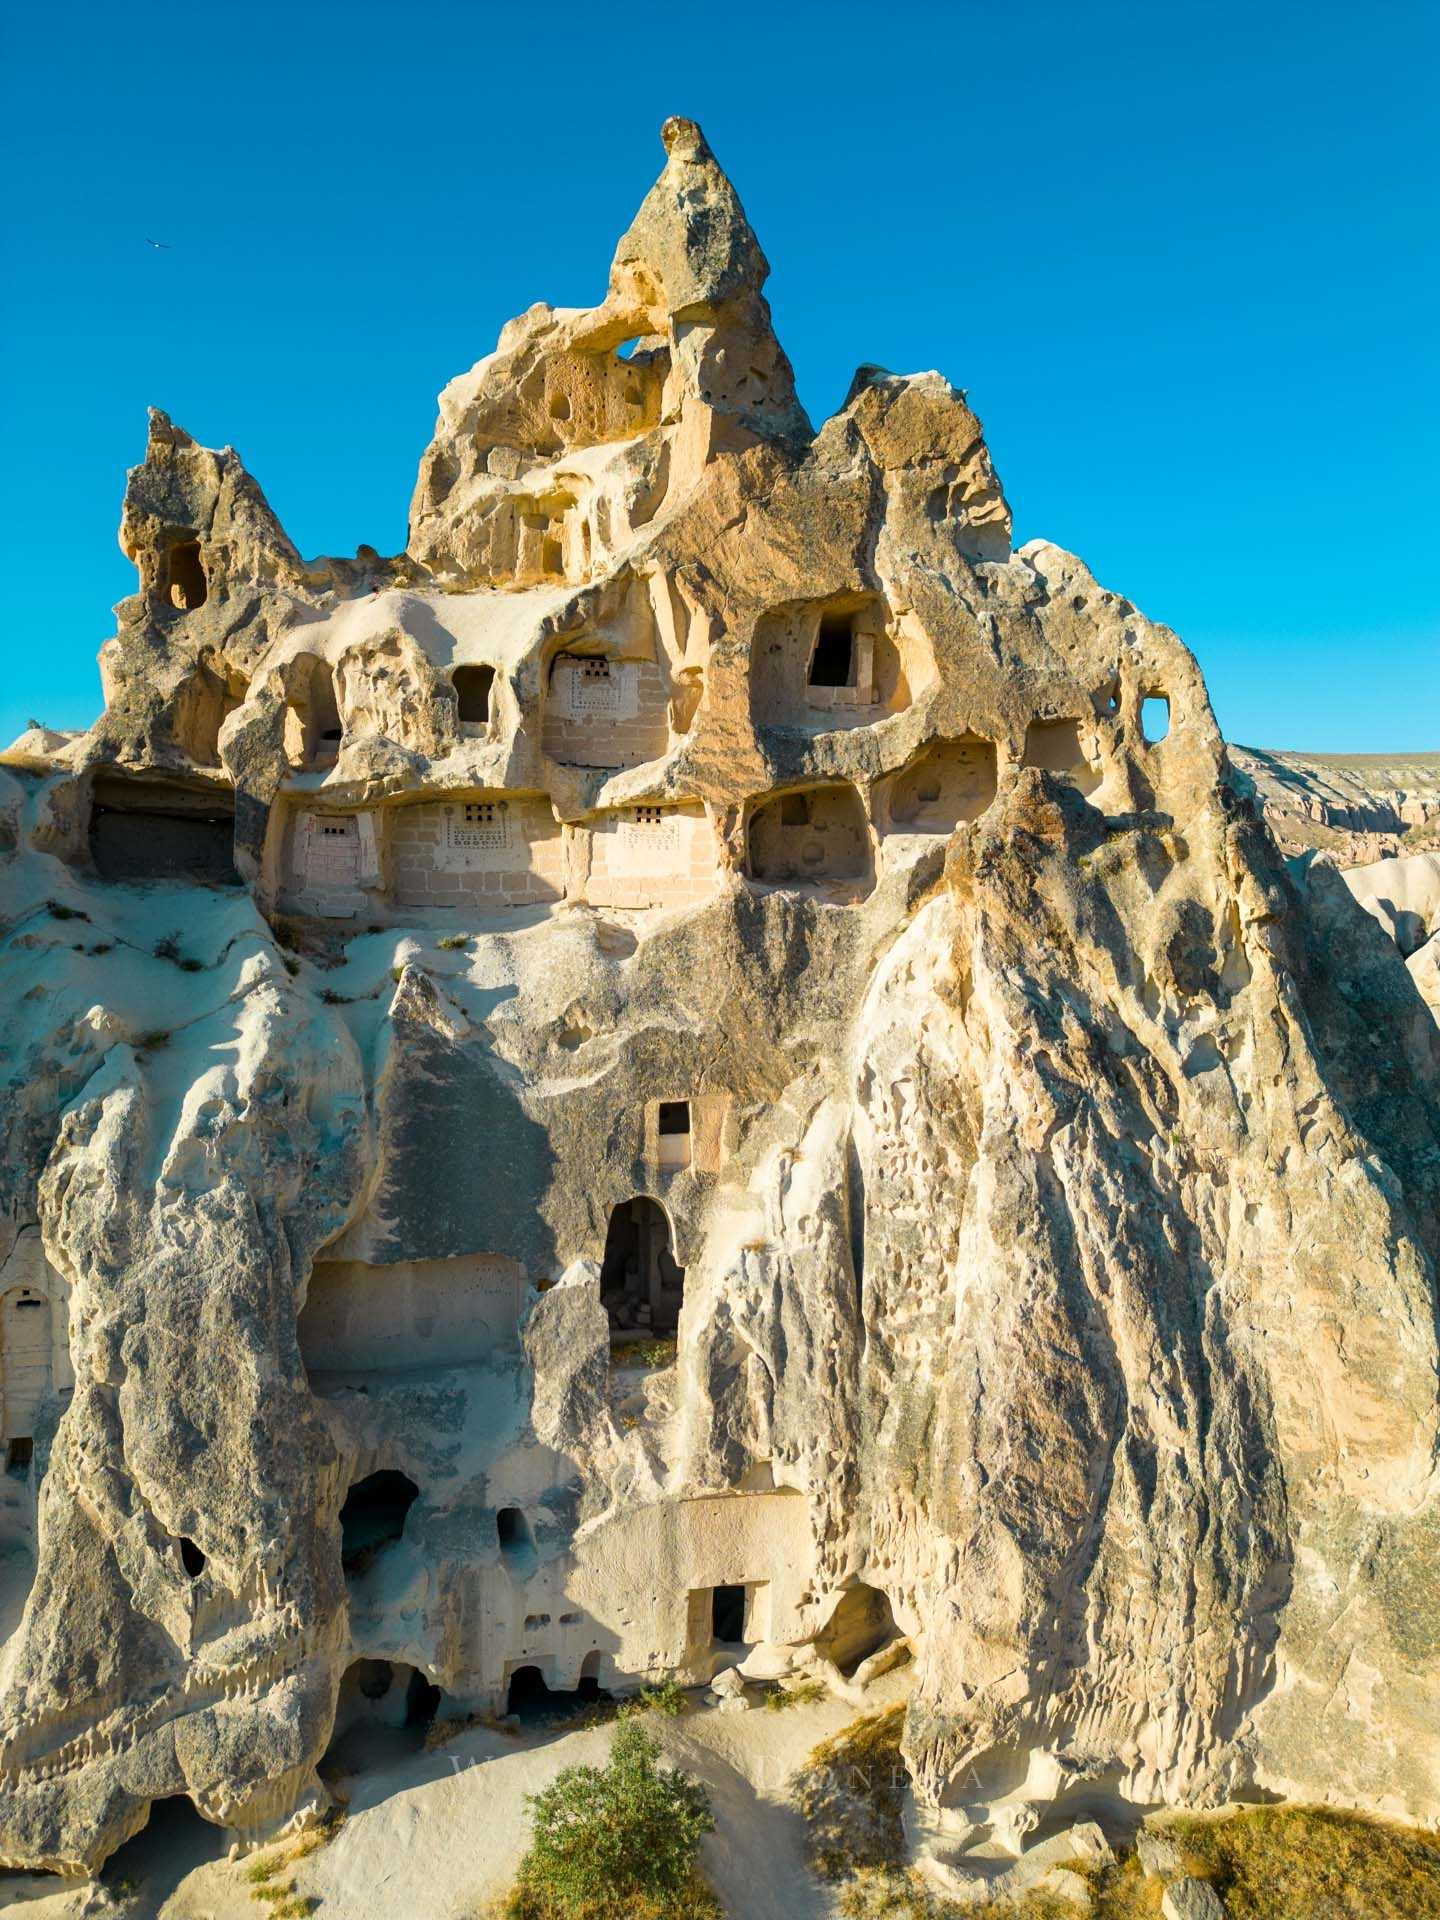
(0, 1676), (906, 1920)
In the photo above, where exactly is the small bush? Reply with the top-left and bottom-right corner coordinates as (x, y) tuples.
(47, 901), (89, 922)
(154, 933), (182, 961)
(503, 1717), (716, 1919)
(136, 1030), (171, 1052)
(437, 933), (470, 950)
(618, 1677), (687, 1721)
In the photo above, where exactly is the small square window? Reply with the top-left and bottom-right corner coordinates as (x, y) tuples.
(658, 1101), (690, 1137)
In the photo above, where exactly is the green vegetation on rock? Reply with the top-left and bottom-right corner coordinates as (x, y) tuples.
(500, 1717), (719, 1920)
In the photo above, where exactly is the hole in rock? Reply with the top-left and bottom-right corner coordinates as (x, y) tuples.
(286, 655), (343, 768)
(1022, 718), (1101, 797)
(814, 1583), (896, 1677)
(179, 1537), (206, 1579)
(711, 1584), (747, 1645)
(88, 776), (238, 887)
(748, 783), (873, 890)
(322, 1659), (440, 1780)
(165, 537), (207, 612)
(1141, 695), (1171, 743)
(548, 391), (572, 421)
(600, 1197), (685, 1337)
(808, 614), (855, 689)
(5, 1437), (33, 1476)
(340, 1470), (419, 1575)
(453, 664), (495, 726)
(99, 1794), (222, 1902)
(884, 737), (998, 833)
(496, 1505), (538, 1576)
(505, 1663), (611, 1724)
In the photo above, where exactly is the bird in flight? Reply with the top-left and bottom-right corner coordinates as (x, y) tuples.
(144, 238), (172, 249)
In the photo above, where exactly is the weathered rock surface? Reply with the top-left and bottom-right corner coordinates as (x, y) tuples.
(0, 119), (1436, 1878)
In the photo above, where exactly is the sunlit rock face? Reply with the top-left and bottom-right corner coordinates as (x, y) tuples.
(1, 118), (1437, 1874)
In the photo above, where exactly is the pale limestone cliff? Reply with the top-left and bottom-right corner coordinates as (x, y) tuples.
(0, 119), (1437, 1883)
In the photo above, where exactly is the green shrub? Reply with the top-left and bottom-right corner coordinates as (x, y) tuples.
(617, 1677), (687, 1721)
(763, 1678), (827, 1712)
(437, 933), (470, 950)
(503, 1717), (717, 1919)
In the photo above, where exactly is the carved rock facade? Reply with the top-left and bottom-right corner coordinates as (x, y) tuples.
(1, 121), (1437, 1874)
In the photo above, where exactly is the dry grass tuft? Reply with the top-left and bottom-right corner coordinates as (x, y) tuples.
(794, 1705), (909, 1881)
(1164, 1804), (1440, 1920)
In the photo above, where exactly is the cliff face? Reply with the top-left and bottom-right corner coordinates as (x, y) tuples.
(1, 119), (1437, 1875)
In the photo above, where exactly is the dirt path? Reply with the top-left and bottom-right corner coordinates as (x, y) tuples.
(0, 1679), (906, 1920)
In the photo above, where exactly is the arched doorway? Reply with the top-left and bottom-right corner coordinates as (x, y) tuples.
(599, 1198), (684, 1337)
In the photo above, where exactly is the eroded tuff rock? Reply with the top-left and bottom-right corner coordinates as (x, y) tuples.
(1232, 745), (1440, 865)
(1, 119), (1437, 1876)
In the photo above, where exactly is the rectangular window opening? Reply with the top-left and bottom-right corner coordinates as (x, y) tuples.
(809, 615), (855, 689)
(711, 1583), (747, 1644)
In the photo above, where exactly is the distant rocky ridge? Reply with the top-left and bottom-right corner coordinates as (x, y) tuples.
(1231, 745), (1440, 864)
(1231, 748), (1440, 1021)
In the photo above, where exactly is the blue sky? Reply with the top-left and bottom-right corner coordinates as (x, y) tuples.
(2, 0), (1435, 752)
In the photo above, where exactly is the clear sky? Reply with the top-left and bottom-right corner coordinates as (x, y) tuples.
(2, 0), (1435, 753)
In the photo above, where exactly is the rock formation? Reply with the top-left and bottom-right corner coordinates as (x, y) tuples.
(1, 119), (1437, 1879)
(1232, 744), (1440, 866)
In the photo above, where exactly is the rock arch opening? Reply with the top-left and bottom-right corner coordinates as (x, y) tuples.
(600, 1197), (684, 1338)
(1022, 717), (1101, 796)
(747, 784), (873, 893)
(1141, 694), (1171, 743)
(814, 1582), (896, 1677)
(322, 1660), (440, 1781)
(340, 1470), (419, 1576)
(882, 736), (998, 833)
